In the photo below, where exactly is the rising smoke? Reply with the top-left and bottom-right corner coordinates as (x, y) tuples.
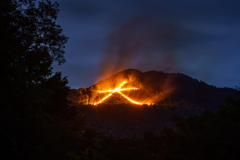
(97, 14), (219, 83)
(98, 15), (179, 81)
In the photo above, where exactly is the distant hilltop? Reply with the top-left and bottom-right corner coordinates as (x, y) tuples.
(69, 69), (237, 110)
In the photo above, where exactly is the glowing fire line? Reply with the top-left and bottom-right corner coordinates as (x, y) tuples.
(118, 91), (143, 105)
(93, 81), (144, 105)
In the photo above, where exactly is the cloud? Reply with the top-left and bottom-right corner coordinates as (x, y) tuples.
(97, 13), (223, 80)
(50, 0), (240, 88)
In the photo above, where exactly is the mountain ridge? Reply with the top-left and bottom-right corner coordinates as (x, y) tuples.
(86, 69), (237, 110)
(68, 69), (237, 138)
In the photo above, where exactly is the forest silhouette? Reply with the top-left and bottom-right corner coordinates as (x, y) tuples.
(1, 0), (240, 160)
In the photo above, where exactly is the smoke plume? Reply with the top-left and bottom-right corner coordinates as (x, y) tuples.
(96, 13), (220, 84)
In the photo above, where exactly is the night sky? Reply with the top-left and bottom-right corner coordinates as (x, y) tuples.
(51, 0), (240, 89)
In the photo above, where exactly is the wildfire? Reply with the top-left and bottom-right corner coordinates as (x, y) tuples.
(93, 81), (145, 105)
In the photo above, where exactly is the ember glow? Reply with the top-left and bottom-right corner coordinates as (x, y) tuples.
(93, 81), (145, 105)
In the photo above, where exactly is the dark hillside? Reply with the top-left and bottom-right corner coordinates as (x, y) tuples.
(169, 72), (236, 110)
(141, 70), (236, 110)
(69, 69), (237, 138)
(83, 69), (237, 110)
(77, 102), (203, 138)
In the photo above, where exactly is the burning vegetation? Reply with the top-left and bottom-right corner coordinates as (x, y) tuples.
(68, 69), (175, 106)
(92, 81), (152, 105)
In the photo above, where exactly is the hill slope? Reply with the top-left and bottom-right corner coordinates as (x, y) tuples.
(68, 69), (237, 138)
(71, 69), (236, 110)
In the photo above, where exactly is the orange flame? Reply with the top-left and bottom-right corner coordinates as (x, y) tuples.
(93, 81), (148, 105)
(118, 91), (143, 105)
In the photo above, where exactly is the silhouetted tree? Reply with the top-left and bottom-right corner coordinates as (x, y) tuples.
(0, 0), (69, 116)
(156, 86), (240, 160)
(68, 88), (89, 105)
(0, 0), (89, 159)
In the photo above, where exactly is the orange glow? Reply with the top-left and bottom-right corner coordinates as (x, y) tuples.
(93, 81), (146, 105)
(94, 93), (112, 105)
(118, 92), (143, 105)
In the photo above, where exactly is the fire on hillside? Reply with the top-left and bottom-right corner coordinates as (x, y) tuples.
(92, 81), (154, 105)
(68, 70), (175, 106)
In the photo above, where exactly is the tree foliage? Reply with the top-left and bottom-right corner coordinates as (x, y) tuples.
(0, 0), (68, 115)
(0, 0), (86, 159)
(150, 88), (240, 160)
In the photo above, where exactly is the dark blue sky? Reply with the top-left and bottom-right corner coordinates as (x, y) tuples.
(51, 0), (240, 89)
